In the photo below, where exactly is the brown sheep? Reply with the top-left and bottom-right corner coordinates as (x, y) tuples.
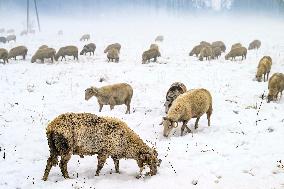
(212, 41), (226, 52)
(199, 46), (213, 61)
(142, 48), (161, 64)
(31, 48), (56, 63)
(225, 47), (247, 60)
(267, 73), (284, 103)
(8, 46), (28, 60)
(38, 45), (48, 50)
(0, 48), (9, 64)
(162, 89), (212, 137)
(189, 44), (204, 56)
(107, 48), (119, 62)
(42, 113), (161, 181)
(55, 46), (78, 61)
(150, 44), (159, 51)
(200, 41), (211, 46)
(104, 43), (121, 53)
(85, 83), (133, 114)
(248, 40), (261, 50)
(231, 43), (242, 50)
(255, 56), (272, 82)
(212, 46), (222, 59)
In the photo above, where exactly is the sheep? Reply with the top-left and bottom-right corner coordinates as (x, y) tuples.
(80, 34), (90, 41)
(0, 28), (5, 34)
(212, 46), (222, 59)
(211, 41), (226, 52)
(0, 37), (6, 44)
(162, 88), (212, 137)
(107, 48), (119, 62)
(104, 43), (121, 53)
(267, 73), (284, 103)
(6, 29), (14, 34)
(225, 47), (247, 60)
(199, 46), (213, 61)
(8, 46), (28, 60)
(164, 82), (187, 114)
(20, 30), (27, 36)
(42, 113), (161, 181)
(31, 48), (56, 63)
(231, 43), (242, 50)
(248, 40), (261, 50)
(80, 43), (96, 56)
(85, 83), (133, 114)
(189, 44), (204, 56)
(150, 44), (159, 51)
(155, 35), (164, 42)
(6, 34), (16, 43)
(142, 48), (161, 64)
(255, 56), (272, 82)
(0, 48), (9, 64)
(200, 41), (211, 46)
(55, 46), (78, 61)
(38, 45), (48, 50)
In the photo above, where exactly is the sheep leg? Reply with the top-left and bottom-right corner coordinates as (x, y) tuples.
(194, 117), (200, 129)
(59, 153), (71, 179)
(95, 153), (108, 176)
(181, 121), (190, 136)
(51, 57), (53, 63)
(154, 57), (157, 62)
(111, 156), (120, 173)
(267, 72), (270, 81)
(42, 154), (58, 181)
(125, 102), (130, 114)
(99, 104), (103, 112)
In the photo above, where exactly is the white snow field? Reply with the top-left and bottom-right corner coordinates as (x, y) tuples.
(0, 15), (284, 189)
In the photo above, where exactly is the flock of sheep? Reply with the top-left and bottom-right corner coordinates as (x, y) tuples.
(1, 30), (284, 181)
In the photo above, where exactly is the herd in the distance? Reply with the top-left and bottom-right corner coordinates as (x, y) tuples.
(1, 28), (284, 181)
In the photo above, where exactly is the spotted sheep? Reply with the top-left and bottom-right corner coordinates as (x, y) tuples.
(42, 113), (161, 181)
(255, 56), (272, 82)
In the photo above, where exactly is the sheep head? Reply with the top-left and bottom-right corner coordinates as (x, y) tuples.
(162, 117), (178, 137)
(138, 149), (161, 176)
(85, 87), (98, 101)
(31, 56), (36, 63)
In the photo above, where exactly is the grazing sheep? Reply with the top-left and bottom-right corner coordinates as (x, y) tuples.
(85, 83), (133, 114)
(38, 45), (48, 50)
(248, 40), (261, 50)
(155, 35), (164, 42)
(8, 46), (28, 60)
(0, 37), (6, 44)
(142, 48), (161, 64)
(199, 46), (213, 61)
(80, 43), (96, 56)
(0, 48), (9, 64)
(6, 35), (16, 43)
(164, 82), (187, 114)
(104, 43), (121, 53)
(200, 41), (211, 46)
(225, 47), (247, 60)
(20, 30), (27, 36)
(0, 28), (5, 34)
(80, 34), (90, 41)
(150, 44), (159, 51)
(189, 44), (204, 56)
(107, 48), (119, 62)
(267, 73), (284, 103)
(42, 113), (161, 181)
(55, 46), (78, 61)
(231, 43), (242, 50)
(212, 41), (226, 52)
(6, 29), (14, 34)
(162, 89), (212, 137)
(255, 56), (272, 82)
(212, 46), (222, 59)
(31, 48), (56, 63)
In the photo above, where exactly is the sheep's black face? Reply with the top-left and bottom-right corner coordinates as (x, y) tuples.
(80, 49), (85, 55)
(267, 95), (273, 103)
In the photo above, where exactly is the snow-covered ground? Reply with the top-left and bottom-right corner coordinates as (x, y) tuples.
(1, 15), (284, 189)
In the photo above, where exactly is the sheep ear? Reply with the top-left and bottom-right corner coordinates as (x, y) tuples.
(163, 117), (167, 120)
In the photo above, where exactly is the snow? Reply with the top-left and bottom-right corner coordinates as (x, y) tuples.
(1, 15), (284, 189)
